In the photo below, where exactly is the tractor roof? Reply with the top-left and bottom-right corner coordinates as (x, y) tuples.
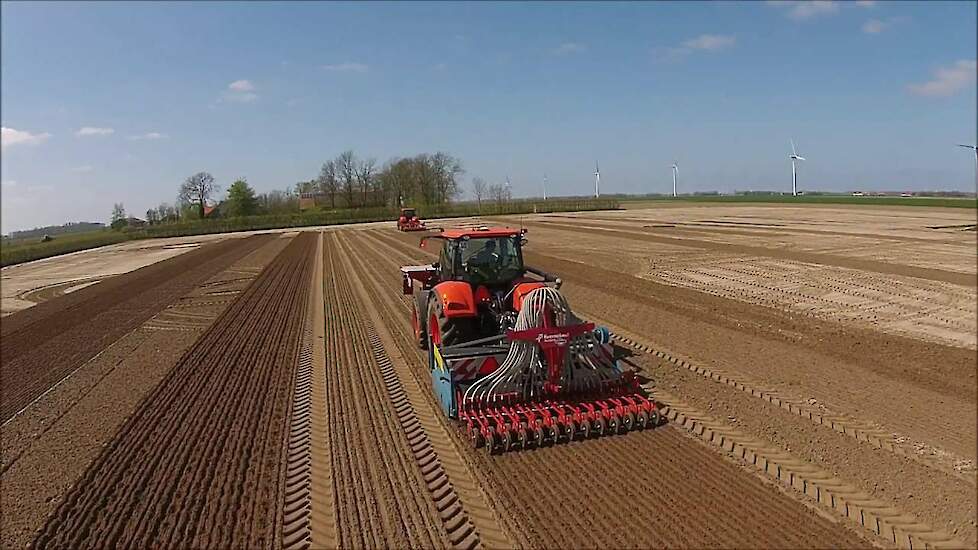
(438, 226), (522, 239)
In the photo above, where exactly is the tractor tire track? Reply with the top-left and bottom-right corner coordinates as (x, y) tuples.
(281, 232), (337, 550)
(322, 232), (449, 549)
(341, 231), (517, 549)
(34, 233), (315, 549)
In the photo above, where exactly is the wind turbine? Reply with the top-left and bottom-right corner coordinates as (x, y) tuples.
(671, 162), (679, 197)
(505, 175), (512, 199)
(789, 139), (806, 196)
(594, 161), (601, 197)
(543, 173), (548, 200)
(958, 144), (977, 191)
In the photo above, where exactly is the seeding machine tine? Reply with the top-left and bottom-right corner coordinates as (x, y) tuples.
(464, 398), (661, 454)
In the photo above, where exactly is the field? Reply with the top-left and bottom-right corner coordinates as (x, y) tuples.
(1, 203), (975, 549)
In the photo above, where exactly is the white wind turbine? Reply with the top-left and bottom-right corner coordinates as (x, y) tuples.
(671, 162), (679, 197)
(958, 144), (977, 191)
(594, 161), (600, 197)
(789, 139), (806, 196)
(543, 173), (548, 200)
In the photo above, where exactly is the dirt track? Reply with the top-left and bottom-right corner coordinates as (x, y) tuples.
(34, 232), (314, 548)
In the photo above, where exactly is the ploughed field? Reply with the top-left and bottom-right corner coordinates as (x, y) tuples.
(1, 204), (974, 549)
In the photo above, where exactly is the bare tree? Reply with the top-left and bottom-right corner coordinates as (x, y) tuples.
(178, 172), (218, 219)
(336, 150), (357, 207)
(318, 160), (339, 208)
(356, 157), (376, 206)
(472, 177), (487, 211)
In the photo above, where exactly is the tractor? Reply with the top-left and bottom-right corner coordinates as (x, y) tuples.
(400, 226), (658, 453)
(396, 207), (426, 231)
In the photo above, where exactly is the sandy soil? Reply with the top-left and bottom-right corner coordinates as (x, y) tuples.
(0, 235), (289, 549)
(35, 233), (315, 548)
(2, 203), (972, 549)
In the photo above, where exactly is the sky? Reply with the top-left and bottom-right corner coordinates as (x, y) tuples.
(1, 0), (976, 233)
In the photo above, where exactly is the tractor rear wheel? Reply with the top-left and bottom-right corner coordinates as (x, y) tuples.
(413, 303), (427, 350)
(426, 297), (472, 350)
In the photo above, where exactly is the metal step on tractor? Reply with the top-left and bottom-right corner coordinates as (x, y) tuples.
(400, 226), (658, 453)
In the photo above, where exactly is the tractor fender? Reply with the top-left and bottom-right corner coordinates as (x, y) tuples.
(431, 281), (477, 318)
(512, 282), (547, 312)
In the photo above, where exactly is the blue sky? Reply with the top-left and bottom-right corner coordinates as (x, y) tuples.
(1, 1), (975, 233)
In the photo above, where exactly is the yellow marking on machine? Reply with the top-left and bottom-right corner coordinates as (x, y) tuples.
(433, 344), (447, 373)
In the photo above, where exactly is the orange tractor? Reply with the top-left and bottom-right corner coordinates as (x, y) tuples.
(400, 226), (658, 453)
(396, 207), (426, 231)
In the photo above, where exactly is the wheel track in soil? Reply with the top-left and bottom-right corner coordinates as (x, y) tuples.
(348, 228), (867, 548)
(1, 235), (268, 423)
(34, 233), (315, 549)
(337, 231), (518, 549)
(321, 232), (451, 549)
(281, 232), (338, 550)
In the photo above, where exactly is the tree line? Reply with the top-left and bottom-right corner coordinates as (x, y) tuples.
(295, 150), (463, 208)
(112, 150), (468, 227)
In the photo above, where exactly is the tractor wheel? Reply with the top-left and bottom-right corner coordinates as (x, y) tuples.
(426, 297), (472, 350)
(413, 303), (427, 350)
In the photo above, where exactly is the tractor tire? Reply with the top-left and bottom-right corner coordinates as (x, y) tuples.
(426, 297), (472, 350)
(413, 302), (427, 350)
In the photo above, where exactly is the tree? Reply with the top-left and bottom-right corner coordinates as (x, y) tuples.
(110, 203), (127, 229)
(178, 172), (218, 219)
(356, 157), (376, 206)
(472, 177), (487, 211)
(145, 209), (159, 225)
(318, 160), (339, 208)
(225, 178), (258, 217)
(337, 150), (357, 208)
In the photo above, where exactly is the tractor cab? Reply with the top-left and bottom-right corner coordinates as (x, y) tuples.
(431, 227), (526, 288)
(400, 207), (416, 220)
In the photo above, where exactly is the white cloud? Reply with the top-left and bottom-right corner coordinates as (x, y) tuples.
(75, 126), (114, 137)
(907, 59), (977, 98)
(658, 34), (737, 61)
(72, 165), (95, 173)
(128, 132), (167, 140)
(228, 79), (255, 92)
(768, 1), (840, 20)
(222, 80), (259, 103)
(1, 127), (52, 149)
(682, 34), (737, 51)
(552, 42), (588, 55)
(322, 62), (369, 73)
(862, 16), (907, 34)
